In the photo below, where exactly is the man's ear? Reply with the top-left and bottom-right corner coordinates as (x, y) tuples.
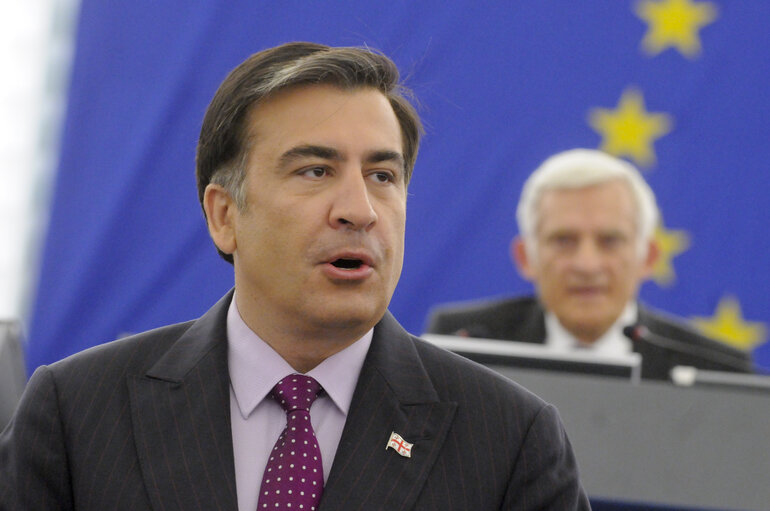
(640, 237), (660, 280)
(203, 184), (238, 256)
(511, 236), (536, 281)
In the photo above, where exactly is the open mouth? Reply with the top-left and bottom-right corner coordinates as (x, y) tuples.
(569, 286), (605, 296)
(331, 258), (364, 270)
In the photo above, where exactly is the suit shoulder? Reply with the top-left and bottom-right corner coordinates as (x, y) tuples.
(46, 320), (196, 378)
(427, 295), (537, 320)
(424, 295), (544, 342)
(640, 305), (750, 360)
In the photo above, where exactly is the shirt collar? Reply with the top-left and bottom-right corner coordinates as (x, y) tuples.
(545, 302), (637, 356)
(227, 292), (372, 420)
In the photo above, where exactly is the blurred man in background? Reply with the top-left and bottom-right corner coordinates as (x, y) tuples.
(426, 148), (752, 380)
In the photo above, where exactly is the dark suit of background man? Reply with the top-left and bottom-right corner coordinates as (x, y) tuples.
(426, 149), (752, 381)
(0, 43), (589, 510)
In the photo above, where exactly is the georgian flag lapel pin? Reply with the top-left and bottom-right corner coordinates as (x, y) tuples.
(386, 431), (413, 458)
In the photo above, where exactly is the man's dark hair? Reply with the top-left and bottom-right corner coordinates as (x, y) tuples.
(195, 41), (423, 263)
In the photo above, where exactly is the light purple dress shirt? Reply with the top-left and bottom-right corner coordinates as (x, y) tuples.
(227, 293), (372, 511)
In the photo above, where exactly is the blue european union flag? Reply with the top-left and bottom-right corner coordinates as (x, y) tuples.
(27, 1), (770, 371)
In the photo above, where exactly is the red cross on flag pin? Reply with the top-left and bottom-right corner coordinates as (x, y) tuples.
(386, 431), (413, 458)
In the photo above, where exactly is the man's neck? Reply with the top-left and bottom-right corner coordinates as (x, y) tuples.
(545, 302), (638, 355)
(234, 292), (374, 372)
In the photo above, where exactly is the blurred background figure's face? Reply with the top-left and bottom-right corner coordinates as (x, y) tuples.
(515, 180), (656, 343)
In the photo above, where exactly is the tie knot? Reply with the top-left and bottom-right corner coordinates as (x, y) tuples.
(271, 374), (323, 413)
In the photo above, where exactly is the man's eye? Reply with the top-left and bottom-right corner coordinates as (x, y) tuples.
(550, 235), (576, 248)
(301, 167), (327, 178)
(370, 171), (395, 183)
(599, 235), (624, 249)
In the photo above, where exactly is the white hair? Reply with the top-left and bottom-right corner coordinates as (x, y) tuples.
(516, 148), (659, 258)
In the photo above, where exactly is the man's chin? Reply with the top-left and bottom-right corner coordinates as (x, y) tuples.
(560, 313), (615, 342)
(566, 291), (609, 304)
(308, 300), (386, 332)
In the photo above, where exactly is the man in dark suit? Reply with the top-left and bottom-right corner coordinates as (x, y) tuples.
(426, 149), (752, 381)
(0, 43), (589, 510)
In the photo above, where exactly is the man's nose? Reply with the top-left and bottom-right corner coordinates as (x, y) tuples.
(330, 172), (378, 230)
(571, 240), (603, 272)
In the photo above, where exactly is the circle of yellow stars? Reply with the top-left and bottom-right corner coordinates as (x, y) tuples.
(582, 0), (767, 355)
(635, 0), (719, 59)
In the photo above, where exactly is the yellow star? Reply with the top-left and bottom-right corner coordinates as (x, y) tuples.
(651, 223), (690, 286)
(587, 87), (673, 167)
(692, 296), (767, 351)
(635, 0), (718, 58)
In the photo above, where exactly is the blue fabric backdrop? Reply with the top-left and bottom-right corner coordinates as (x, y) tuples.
(26, 1), (770, 372)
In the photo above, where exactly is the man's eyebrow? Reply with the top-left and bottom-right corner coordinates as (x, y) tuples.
(366, 150), (405, 170)
(279, 145), (342, 166)
(279, 145), (405, 170)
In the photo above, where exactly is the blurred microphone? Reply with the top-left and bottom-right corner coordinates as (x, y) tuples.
(622, 324), (750, 373)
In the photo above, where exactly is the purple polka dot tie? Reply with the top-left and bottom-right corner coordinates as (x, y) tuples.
(257, 374), (324, 510)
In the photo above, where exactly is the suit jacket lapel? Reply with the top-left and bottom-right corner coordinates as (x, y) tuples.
(320, 312), (457, 510)
(128, 291), (238, 511)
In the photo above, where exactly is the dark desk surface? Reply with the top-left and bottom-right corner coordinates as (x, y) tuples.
(491, 366), (768, 511)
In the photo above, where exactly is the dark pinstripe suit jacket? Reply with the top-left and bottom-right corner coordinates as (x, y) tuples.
(0, 292), (589, 510)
